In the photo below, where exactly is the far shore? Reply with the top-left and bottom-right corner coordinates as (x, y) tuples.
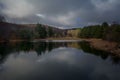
(0, 37), (82, 43)
(0, 37), (120, 55)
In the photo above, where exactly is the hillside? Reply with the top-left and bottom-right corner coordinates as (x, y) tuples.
(0, 22), (67, 41)
(22, 24), (67, 36)
(0, 22), (27, 41)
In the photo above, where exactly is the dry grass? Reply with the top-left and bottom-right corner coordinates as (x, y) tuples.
(83, 38), (120, 55)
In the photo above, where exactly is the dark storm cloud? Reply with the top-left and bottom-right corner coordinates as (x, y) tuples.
(0, 0), (120, 28)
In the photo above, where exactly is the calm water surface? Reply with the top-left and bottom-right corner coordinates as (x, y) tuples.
(0, 41), (120, 80)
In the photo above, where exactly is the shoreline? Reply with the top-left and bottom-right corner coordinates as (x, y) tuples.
(0, 37), (81, 43)
(82, 38), (120, 56)
(0, 38), (120, 55)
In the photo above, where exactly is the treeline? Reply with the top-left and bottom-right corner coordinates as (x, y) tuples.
(34, 24), (54, 39)
(0, 22), (67, 41)
(15, 23), (66, 40)
(17, 22), (120, 42)
(79, 22), (120, 42)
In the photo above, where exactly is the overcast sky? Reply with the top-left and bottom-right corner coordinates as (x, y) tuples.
(0, 0), (120, 29)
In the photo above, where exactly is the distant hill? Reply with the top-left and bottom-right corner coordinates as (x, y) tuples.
(0, 22), (26, 40)
(0, 22), (67, 41)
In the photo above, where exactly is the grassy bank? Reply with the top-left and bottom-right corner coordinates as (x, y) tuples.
(83, 38), (120, 55)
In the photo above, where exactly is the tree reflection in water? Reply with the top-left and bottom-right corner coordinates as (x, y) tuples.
(0, 41), (120, 65)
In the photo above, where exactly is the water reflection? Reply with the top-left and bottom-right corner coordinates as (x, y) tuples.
(0, 41), (120, 80)
(0, 41), (119, 64)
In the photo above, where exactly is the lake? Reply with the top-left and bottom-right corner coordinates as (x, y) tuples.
(0, 41), (120, 80)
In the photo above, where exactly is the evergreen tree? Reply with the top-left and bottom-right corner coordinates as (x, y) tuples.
(19, 29), (33, 40)
(48, 27), (54, 37)
(36, 24), (47, 38)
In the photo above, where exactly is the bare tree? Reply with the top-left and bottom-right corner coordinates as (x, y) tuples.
(0, 15), (5, 22)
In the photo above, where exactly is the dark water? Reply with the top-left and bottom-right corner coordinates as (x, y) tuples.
(0, 41), (120, 80)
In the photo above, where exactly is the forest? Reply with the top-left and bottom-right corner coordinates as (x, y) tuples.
(79, 22), (120, 42)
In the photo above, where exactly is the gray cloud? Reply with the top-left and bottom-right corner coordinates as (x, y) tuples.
(0, 0), (120, 28)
